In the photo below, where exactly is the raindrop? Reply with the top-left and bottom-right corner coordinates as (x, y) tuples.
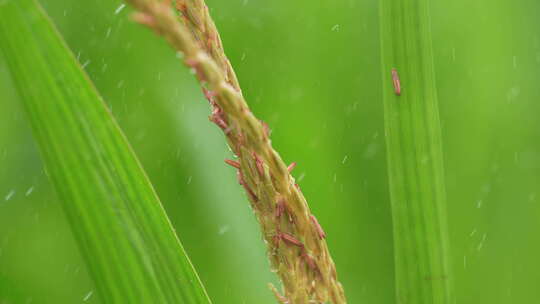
(218, 225), (229, 235)
(4, 190), (15, 201)
(82, 60), (91, 69)
(363, 143), (379, 159)
(506, 86), (520, 102)
(83, 291), (93, 302)
(25, 187), (34, 196)
(476, 200), (483, 208)
(342, 155), (348, 164)
(331, 24), (340, 32)
(114, 4), (126, 15)
(477, 233), (487, 251)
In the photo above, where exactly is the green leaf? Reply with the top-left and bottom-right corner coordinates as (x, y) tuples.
(0, 0), (212, 303)
(379, 0), (453, 303)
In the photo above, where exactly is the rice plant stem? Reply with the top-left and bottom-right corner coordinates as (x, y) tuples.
(379, 0), (454, 303)
(123, 0), (347, 303)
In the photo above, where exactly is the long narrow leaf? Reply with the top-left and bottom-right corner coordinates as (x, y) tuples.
(379, 0), (453, 303)
(0, 0), (211, 303)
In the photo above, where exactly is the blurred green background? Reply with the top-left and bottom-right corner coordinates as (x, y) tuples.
(1, 0), (539, 303)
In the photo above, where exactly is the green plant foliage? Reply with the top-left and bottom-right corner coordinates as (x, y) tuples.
(1, 0), (540, 303)
(379, 0), (453, 303)
(0, 0), (211, 303)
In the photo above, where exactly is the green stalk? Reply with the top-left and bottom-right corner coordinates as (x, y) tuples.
(0, 0), (211, 303)
(379, 0), (453, 303)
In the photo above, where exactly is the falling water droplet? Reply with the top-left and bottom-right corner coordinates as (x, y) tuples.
(114, 4), (126, 15)
(4, 190), (15, 201)
(83, 291), (93, 302)
(25, 187), (34, 196)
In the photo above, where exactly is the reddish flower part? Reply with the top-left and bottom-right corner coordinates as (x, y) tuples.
(132, 12), (157, 28)
(237, 171), (259, 202)
(253, 152), (265, 177)
(391, 68), (401, 96)
(275, 198), (286, 218)
(310, 215), (326, 240)
(224, 159), (240, 169)
(210, 115), (228, 130)
(185, 57), (197, 68)
(175, 0), (187, 13)
(279, 232), (304, 248)
(202, 88), (216, 101)
(301, 249), (318, 271)
(261, 120), (270, 138)
(287, 162), (297, 173)
(272, 233), (281, 248)
(269, 284), (289, 303)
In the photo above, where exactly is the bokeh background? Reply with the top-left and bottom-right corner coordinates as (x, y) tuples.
(1, 0), (540, 303)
